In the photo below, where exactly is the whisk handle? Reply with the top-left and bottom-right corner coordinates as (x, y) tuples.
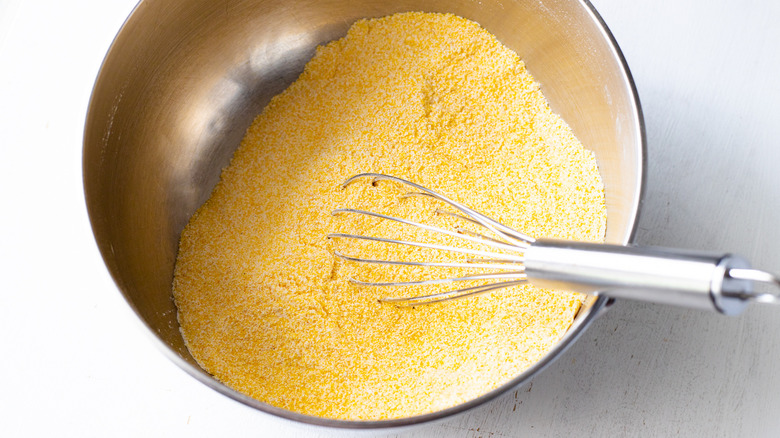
(524, 239), (755, 315)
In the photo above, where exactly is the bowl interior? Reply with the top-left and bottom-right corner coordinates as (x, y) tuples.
(84, 0), (643, 427)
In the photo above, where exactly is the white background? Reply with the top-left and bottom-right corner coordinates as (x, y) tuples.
(2, 0), (780, 436)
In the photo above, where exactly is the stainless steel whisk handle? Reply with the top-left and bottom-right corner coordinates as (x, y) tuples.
(525, 239), (780, 315)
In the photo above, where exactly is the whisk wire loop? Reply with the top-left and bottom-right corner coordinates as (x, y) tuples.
(331, 174), (534, 305)
(330, 208), (525, 253)
(379, 280), (529, 305)
(333, 250), (523, 271)
(341, 173), (536, 246)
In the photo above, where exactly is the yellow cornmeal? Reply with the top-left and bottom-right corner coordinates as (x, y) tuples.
(173, 12), (606, 420)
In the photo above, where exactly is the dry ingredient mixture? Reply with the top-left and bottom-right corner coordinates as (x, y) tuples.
(173, 12), (606, 420)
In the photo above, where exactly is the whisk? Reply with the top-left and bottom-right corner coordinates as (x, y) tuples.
(328, 173), (780, 315)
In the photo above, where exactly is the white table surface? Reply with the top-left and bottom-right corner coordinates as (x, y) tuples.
(3, 0), (780, 436)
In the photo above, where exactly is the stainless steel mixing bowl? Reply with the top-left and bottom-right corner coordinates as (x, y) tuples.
(83, 0), (644, 428)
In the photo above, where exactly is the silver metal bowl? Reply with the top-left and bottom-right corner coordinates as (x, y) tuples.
(83, 0), (644, 428)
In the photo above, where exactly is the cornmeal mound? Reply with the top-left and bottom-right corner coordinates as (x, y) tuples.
(173, 12), (606, 420)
